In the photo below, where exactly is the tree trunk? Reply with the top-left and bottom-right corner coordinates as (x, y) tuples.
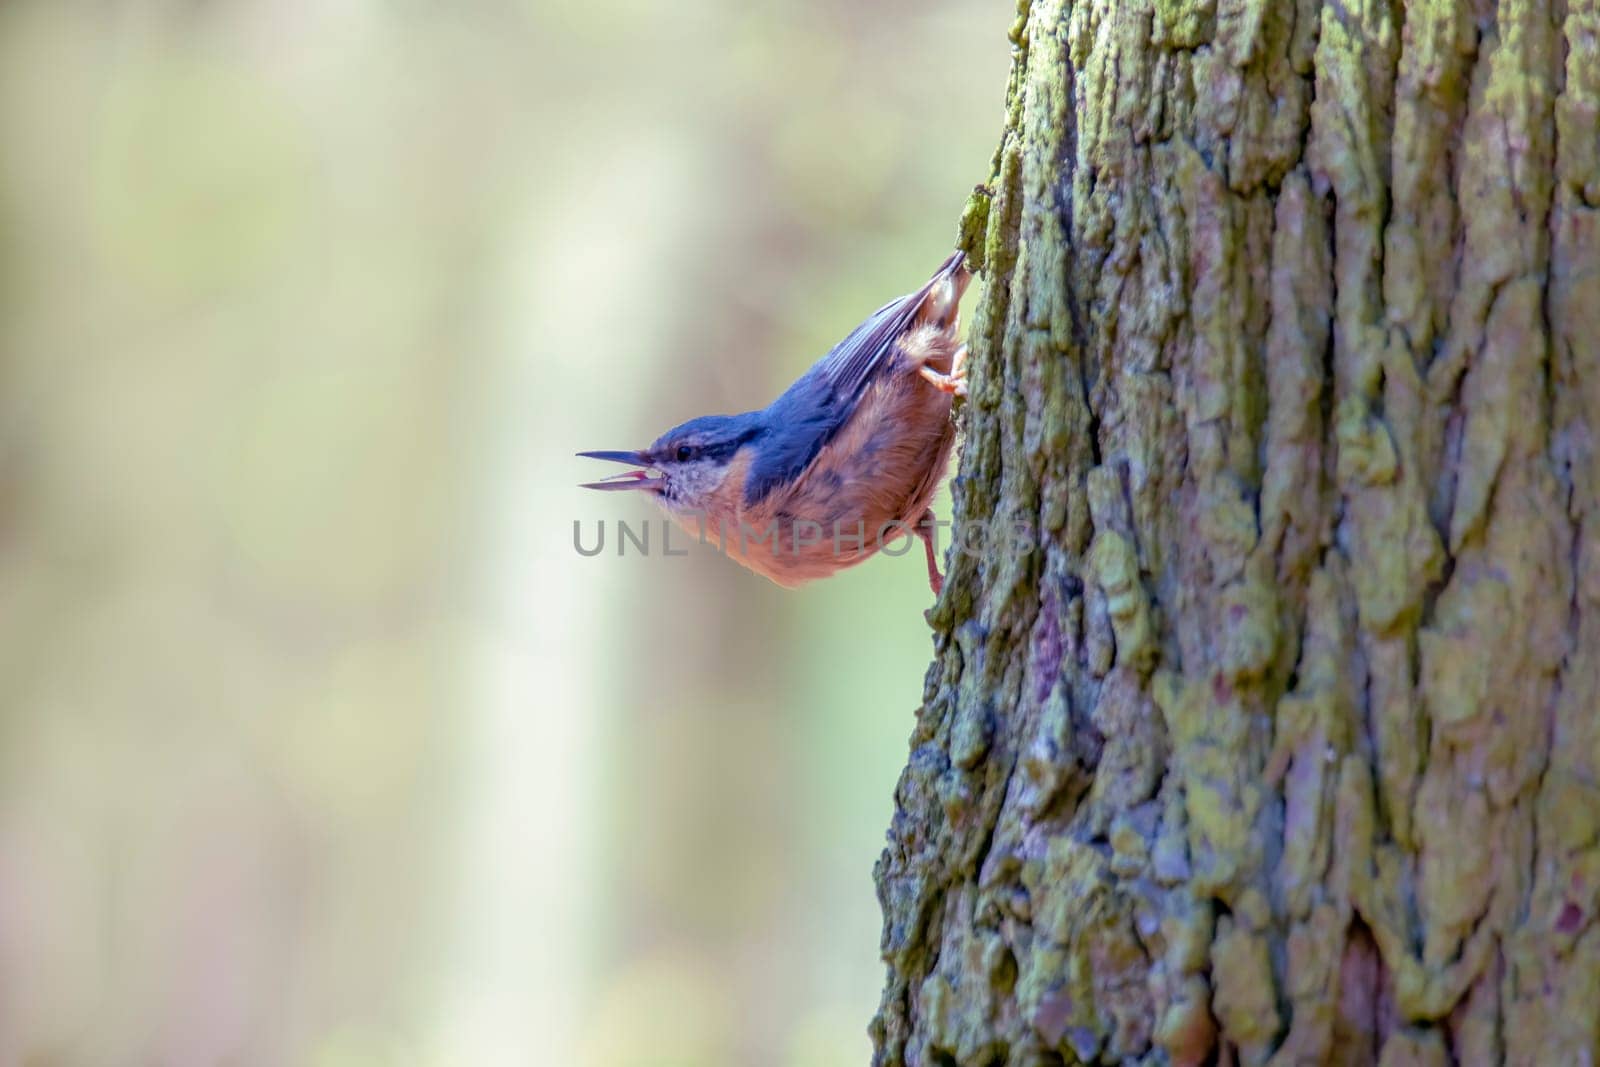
(872, 0), (1599, 1063)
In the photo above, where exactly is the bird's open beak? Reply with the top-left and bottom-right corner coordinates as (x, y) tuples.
(577, 450), (666, 492)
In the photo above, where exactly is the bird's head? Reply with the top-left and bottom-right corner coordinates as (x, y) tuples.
(579, 413), (765, 515)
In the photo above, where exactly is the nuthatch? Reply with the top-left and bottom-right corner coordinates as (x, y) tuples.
(580, 252), (971, 593)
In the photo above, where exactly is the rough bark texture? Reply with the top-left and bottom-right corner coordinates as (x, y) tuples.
(873, 0), (1600, 1063)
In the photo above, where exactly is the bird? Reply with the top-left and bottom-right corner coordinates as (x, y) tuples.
(579, 251), (971, 593)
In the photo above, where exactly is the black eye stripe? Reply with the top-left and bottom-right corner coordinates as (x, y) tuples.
(660, 425), (763, 466)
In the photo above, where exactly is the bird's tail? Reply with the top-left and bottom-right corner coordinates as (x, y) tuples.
(915, 251), (973, 331)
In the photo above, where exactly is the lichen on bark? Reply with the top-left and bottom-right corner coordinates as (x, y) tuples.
(873, 0), (1600, 1064)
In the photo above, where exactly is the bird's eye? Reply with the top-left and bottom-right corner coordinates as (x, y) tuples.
(676, 445), (694, 462)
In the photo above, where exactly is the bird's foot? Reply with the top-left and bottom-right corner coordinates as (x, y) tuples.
(916, 509), (945, 596)
(918, 344), (968, 398)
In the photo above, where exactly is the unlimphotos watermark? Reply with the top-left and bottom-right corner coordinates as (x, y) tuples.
(572, 511), (1036, 562)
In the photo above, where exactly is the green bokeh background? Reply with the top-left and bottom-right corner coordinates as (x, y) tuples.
(0, 3), (1006, 1063)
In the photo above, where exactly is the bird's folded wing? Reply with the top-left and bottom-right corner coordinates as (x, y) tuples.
(741, 252), (965, 508)
(819, 251), (965, 404)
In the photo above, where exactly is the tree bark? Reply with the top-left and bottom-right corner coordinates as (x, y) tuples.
(872, 0), (1599, 1063)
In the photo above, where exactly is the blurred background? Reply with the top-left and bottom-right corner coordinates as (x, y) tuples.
(0, 2), (1005, 1064)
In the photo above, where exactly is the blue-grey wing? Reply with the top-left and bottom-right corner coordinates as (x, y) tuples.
(743, 370), (845, 507)
(742, 251), (965, 507)
(818, 251), (965, 403)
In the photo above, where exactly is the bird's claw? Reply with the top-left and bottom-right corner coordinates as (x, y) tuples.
(919, 344), (968, 398)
